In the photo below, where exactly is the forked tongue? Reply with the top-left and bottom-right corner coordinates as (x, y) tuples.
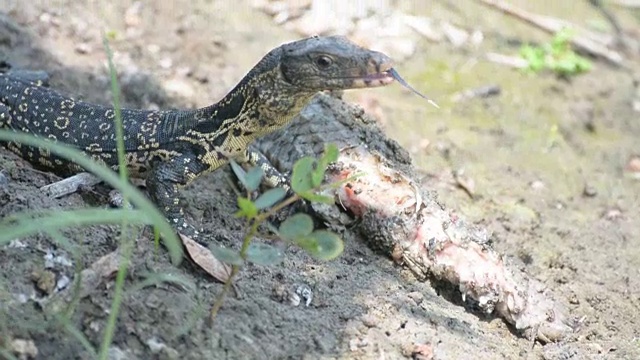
(388, 68), (439, 108)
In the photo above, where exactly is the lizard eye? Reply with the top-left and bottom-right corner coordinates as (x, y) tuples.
(315, 55), (333, 69)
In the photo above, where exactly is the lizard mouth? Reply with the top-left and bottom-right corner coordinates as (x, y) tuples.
(352, 69), (395, 88)
(352, 68), (440, 107)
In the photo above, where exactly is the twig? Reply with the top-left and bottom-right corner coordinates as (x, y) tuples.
(40, 172), (102, 198)
(209, 192), (302, 322)
(587, 0), (626, 49)
(484, 52), (528, 69)
(451, 84), (502, 102)
(475, 0), (625, 66)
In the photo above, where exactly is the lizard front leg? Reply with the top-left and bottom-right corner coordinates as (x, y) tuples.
(238, 146), (306, 222)
(146, 152), (208, 239)
(241, 145), (291, 190)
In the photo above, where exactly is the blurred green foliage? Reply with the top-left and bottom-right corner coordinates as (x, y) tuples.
(520, 28), (592, 77)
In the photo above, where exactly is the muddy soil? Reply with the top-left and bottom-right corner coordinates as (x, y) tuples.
(1, 1), (639, 359)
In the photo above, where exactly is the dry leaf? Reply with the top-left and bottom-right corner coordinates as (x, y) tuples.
(180, 234), (231, 282)
(10, 338), (39, 359)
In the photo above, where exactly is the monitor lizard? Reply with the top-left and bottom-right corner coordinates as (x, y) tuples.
(0, 35), (395, 240)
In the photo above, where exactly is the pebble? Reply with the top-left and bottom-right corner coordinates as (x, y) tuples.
(10, 339), (38, 359)
(295, 284), (313, 306)
(407, 291), (424, 304)
(361, 314), (379, 328)
(147, 44), (161, 54)
(107, 346), (131, 360)
(288, 292), (301, 307)
(124, 1), (144, 28)
(568, 293), (580, 305)
(530, 180), (545, 190)
(74, 42), (92, 54)
(625, 156), (640, 179)
(348, 339), (359, 352)
(159, 57), (173, 69)
(272, 283), (302, 306)
(31, 269), (57, 295)
(176, 66), (193, 78)
(587, 343), (604, 354)
(146, 337), (166, 354)
(44, 251), (73, 268)
(38, 12), (52, 24)
(603, 208), (622, 220)
(582, 184), (597, 197)
(348, 338), (368, 351)
(8, 240), (27, 249)
(55, 275), (71, 292)
(14, 293), (29, 304)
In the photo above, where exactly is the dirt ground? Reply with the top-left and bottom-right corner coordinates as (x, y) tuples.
(1, 1), (639, 359)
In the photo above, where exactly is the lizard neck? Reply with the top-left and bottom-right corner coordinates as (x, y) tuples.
(189, 53), (315, 150)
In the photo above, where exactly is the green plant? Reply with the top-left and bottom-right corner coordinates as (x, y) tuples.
(209, 143), (358, 321)
(519, 28), (592, 77)
(0, 35), (184, 360)
(97, 35), (133, 360)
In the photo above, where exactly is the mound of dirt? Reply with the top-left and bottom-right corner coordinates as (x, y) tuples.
(2, 2), (640, 359)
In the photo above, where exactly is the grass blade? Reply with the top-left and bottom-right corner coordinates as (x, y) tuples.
(0, 208), (154, 243)
(0, 130), (182, 264)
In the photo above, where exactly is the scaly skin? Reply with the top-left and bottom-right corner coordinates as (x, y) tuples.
(0, 35), (395, 238)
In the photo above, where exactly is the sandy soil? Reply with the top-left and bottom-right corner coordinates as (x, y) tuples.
(1, 1), (639, 359)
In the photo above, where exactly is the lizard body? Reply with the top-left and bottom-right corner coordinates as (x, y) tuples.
(0, 35), (394, 238)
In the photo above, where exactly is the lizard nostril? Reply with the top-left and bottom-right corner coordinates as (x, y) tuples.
(367, 59), (380, 73)
(370, 53), (393, 74)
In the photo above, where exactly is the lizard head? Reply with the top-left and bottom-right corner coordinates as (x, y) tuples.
(276, 35), (395, 92)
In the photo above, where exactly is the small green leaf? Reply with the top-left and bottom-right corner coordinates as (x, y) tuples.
(296, 230), (344, 261)
(520, 45), (545, 72)
(229, 160), (247, 188)
(576, 58), (591, 72)
(519, 30), (590, 78)
(311, 143), (339, 187)
(236, 197), (258, 219)
(322, 143), (339, 163)
(209, 245), (244, 265)
(291, 156), (315, 194)
(552, 28), (573, 48)
(278, 213), (314, 241)
(246, 243), (284, 266)
(254, 188), (287, 209)
(105, 30), (118, 41)
(245, 166), (264, 192)
(311, 169), (325, 188)
(299, 191), (335, 204)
